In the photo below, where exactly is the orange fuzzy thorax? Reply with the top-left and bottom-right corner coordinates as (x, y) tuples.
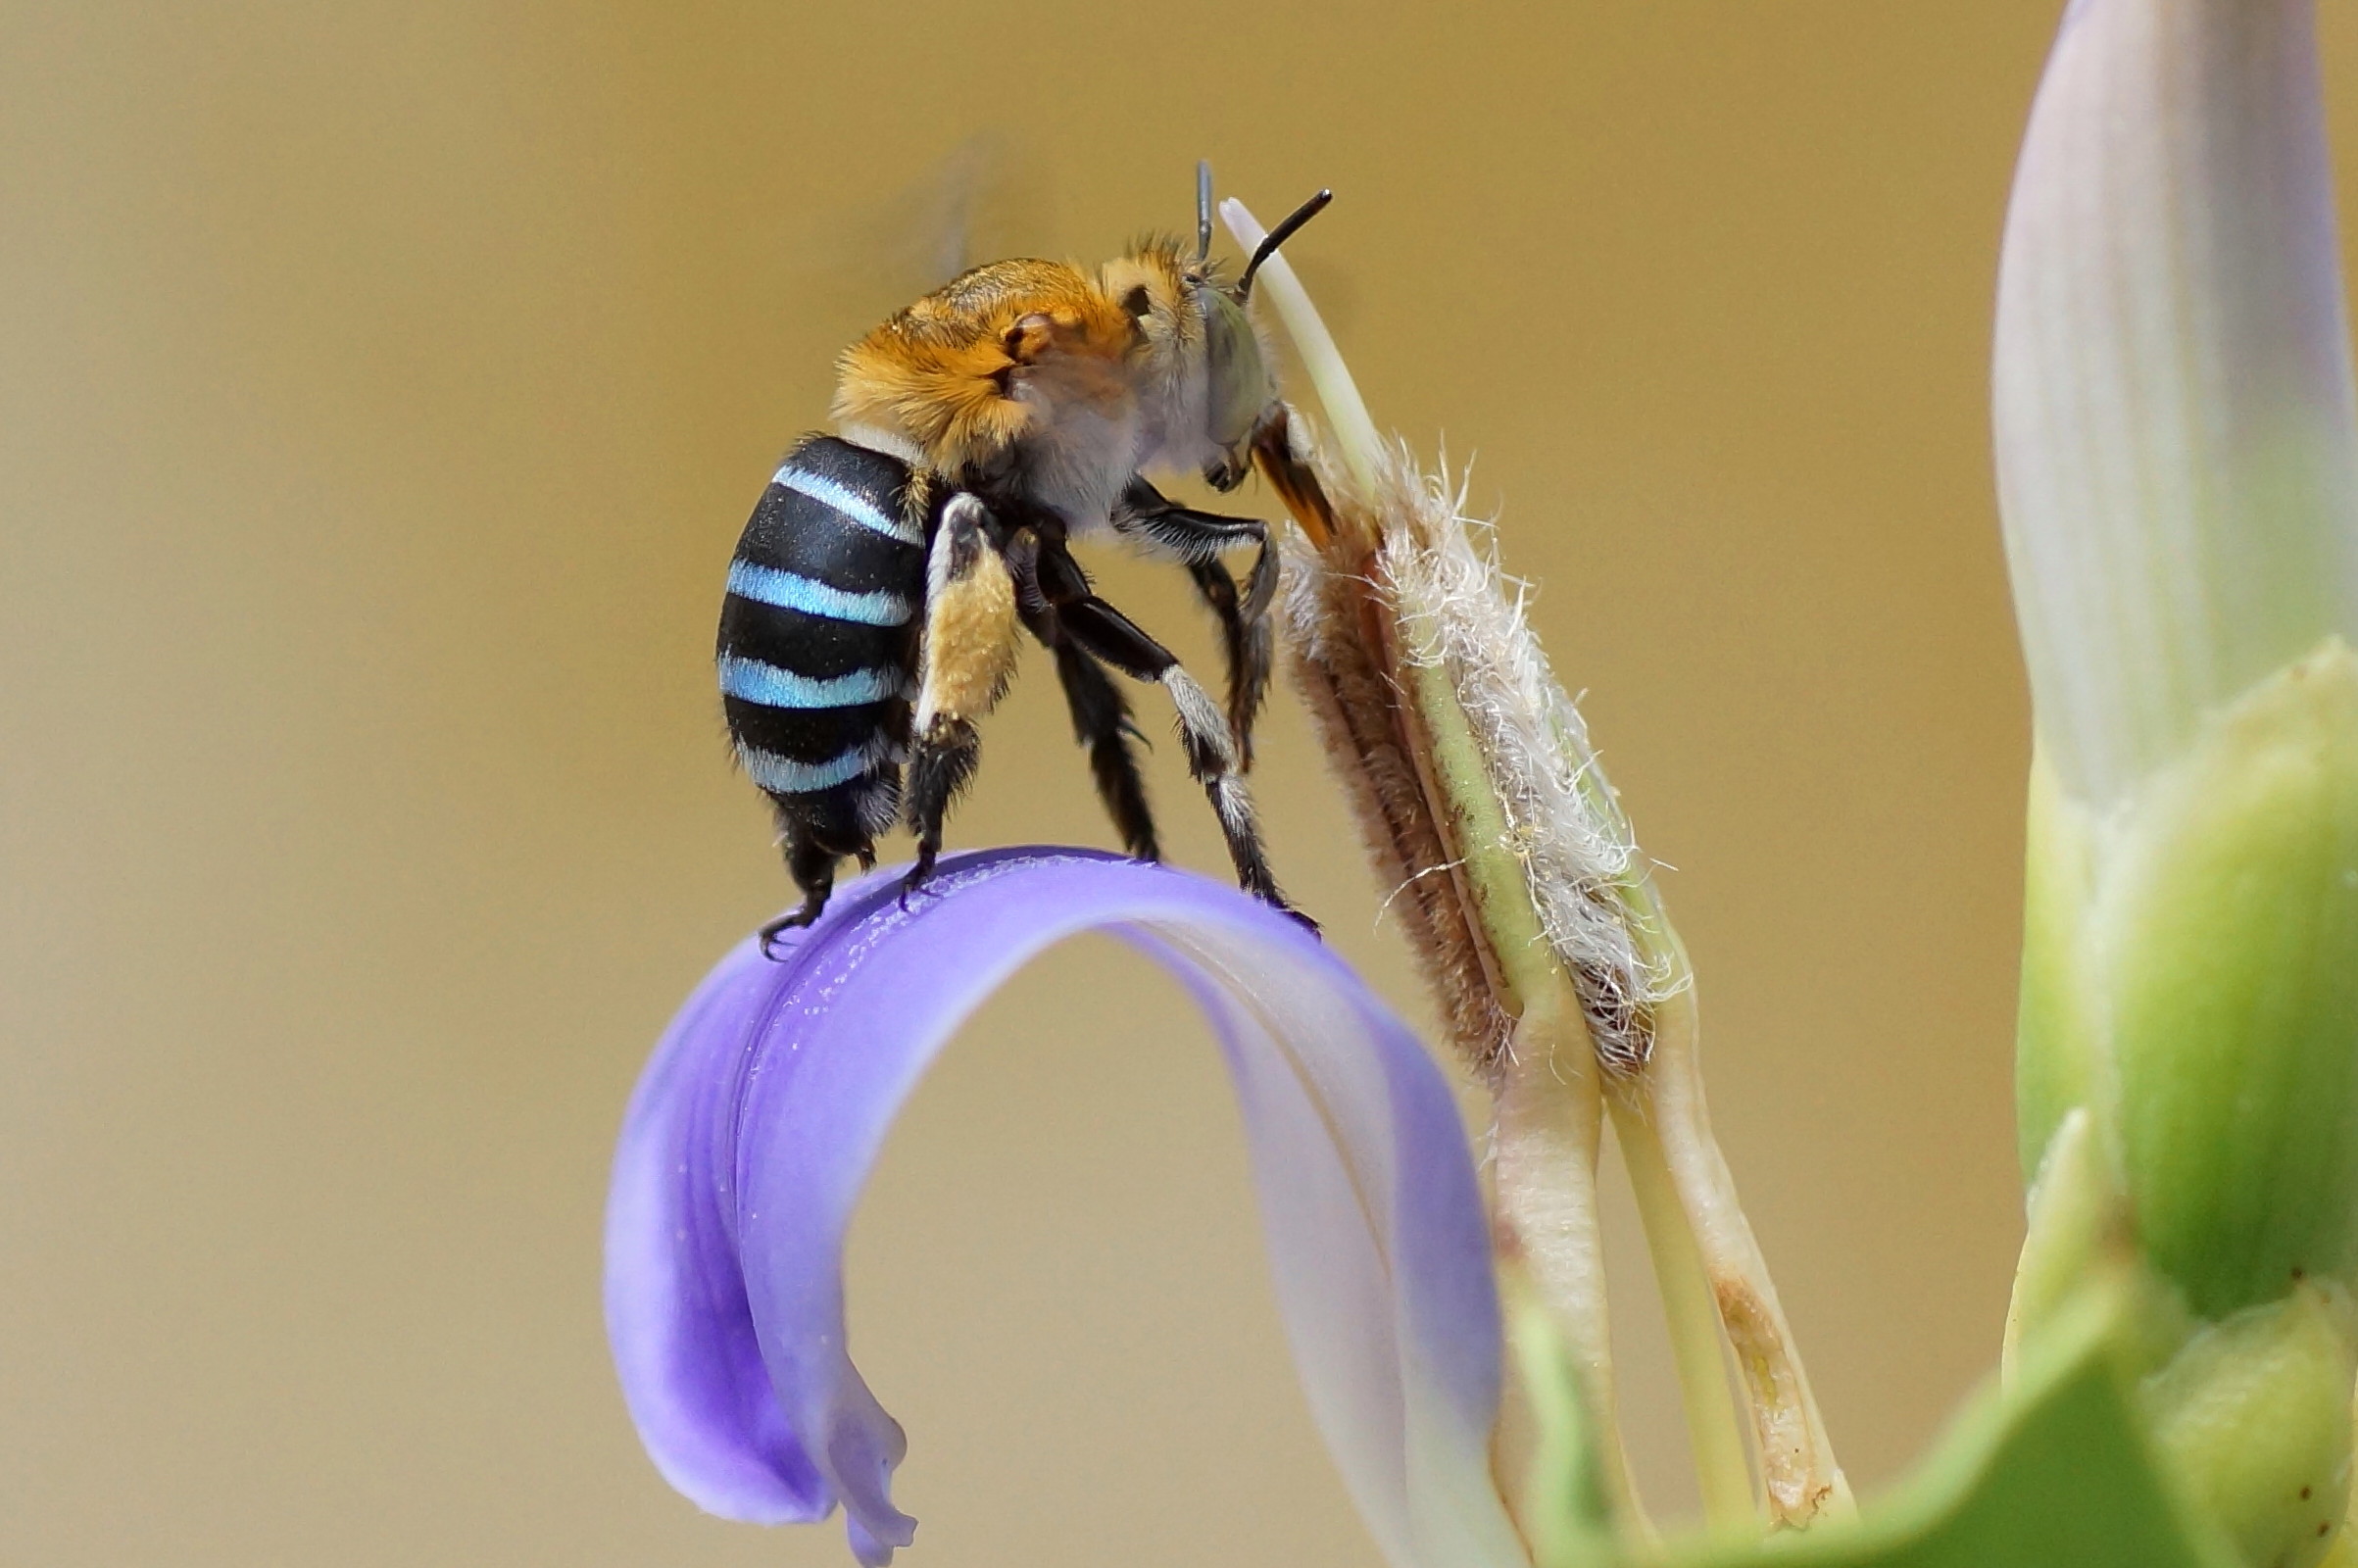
(832, 258), (1142, 478)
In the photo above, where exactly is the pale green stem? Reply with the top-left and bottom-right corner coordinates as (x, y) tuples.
(1611, 1098), (1758, 1533)
(1630, 985), (1853, 1528)
(1494, 1009), (1649, 1548)
(1500, 1264), (1620, 1568)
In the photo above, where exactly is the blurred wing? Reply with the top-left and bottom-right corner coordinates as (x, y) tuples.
(801, 134), (1052, 326)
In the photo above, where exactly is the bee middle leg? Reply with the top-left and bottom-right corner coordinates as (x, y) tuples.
(1034, 560), (1307, 928)
(1002, 539), (1161, 861)
(1051, 635), (1160, 860)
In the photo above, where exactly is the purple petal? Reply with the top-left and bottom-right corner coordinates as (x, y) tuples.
(605, 848), (1525, 1568)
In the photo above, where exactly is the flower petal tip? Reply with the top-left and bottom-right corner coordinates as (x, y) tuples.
(606, 848), (1521, 1568)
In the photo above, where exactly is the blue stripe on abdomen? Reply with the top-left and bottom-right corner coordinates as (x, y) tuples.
(718, 656), (898, 710)
(719, 435), (919, 806)
(738, 742), (879, 795)
(725, 560), (912, 625)
(769, 464), (924, 546)
(722, 690), (896, 773)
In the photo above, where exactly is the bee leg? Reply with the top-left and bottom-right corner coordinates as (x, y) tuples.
(1002, 539), (1160, 860)
(905, 494), (1023, 903)
(1052, 638), (1160, 859)
(1112, 478), (1278, 765)
(903, 717), (980, 905)
(1053, 589), (1313, 933)
(1182, 558), (1275, 771)
(1113, 478), (1279, 614)
(760, 821), (839, 958)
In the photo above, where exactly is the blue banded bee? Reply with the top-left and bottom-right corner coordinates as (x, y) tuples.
(720, 168), (1331, 953)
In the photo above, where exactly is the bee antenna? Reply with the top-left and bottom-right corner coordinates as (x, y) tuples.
(1196, 160), (1214, 265)
(1236, 188), (1333, 301)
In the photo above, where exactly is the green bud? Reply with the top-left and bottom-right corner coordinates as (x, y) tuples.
(2017, 638), (2358, 1563)
(1997, 0), (2358, 1553)
(2021, 639), (2358, 1318)
(2146, 1284), (2356, 1568)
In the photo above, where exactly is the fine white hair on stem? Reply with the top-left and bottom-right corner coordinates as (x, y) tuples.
(1378, 449), (1684, 1073)
(1276, 522), (1519, 1067)
(1378, 856), (1469, 923)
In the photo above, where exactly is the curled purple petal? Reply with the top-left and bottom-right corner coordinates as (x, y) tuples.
(604, 848), (1526, 1568)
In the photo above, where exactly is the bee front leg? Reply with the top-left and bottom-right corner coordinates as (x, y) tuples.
(1112, 477), (1280, 615)
(904, 494), (1023, 902)
(1182, 558), (1274, 771)
(1111, 477), (1278, 767)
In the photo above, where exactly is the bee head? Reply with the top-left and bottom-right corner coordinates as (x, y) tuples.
(1102, 168), (1330, 493)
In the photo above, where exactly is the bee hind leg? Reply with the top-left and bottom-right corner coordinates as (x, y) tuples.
(904, 717), (981, 906)
(760, 823), (840, 958)
(904, 494), (1022, 905)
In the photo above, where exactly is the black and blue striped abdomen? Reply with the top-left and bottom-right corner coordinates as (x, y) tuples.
(717, 435), (928, 806)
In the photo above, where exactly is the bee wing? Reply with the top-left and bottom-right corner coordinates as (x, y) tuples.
(891, 133), (1037, 285)
(799, 135), (1056, 325)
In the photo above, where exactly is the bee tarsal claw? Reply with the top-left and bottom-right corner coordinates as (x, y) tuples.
(758, 904), (823, 961)
(897, 855), (943, 914)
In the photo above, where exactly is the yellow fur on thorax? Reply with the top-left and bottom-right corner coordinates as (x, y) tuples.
(833, 259), (1142, 475)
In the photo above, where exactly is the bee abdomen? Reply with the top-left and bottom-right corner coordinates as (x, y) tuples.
(717, 436), (927, 818)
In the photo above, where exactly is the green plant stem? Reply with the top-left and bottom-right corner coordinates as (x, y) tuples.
(1613, 1097), (1758, 1533)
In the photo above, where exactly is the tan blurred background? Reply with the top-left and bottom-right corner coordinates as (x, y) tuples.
(2, 2), (2311, 1564)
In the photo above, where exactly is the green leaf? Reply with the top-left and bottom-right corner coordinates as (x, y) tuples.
(1647, 1284), (2241, 1568)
